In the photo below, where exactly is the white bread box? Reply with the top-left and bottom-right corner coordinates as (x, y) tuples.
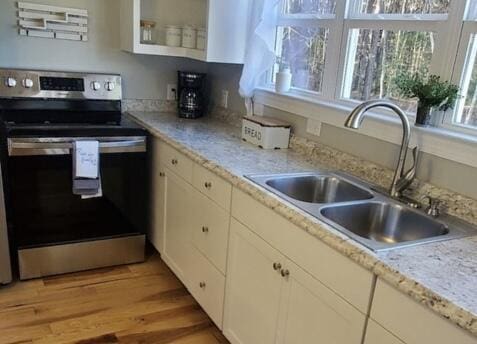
(242, 115), (291, 149)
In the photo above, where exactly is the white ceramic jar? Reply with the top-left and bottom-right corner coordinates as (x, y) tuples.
(196, 28), (206, 50)
(165, 25), (182, 47)
(275, 68), (292, 94)
(182, 25), (197, 49)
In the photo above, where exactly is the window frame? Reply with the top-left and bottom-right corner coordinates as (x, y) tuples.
(267, 0), (476, 135)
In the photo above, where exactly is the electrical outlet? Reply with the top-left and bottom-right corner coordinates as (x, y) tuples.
(221, 90), (229, 108)
(167, 84), (177, 100)
(306, 119), (322, 136)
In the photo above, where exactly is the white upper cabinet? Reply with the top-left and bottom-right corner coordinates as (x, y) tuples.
(120, 0), (250, 63)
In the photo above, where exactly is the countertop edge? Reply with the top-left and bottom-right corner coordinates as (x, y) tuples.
(128, 112), (477, 336)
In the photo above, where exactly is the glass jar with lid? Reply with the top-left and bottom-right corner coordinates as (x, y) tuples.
(140, 20), (156, 44)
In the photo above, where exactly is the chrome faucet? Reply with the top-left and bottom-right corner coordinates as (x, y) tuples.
(344, 100), (419, 199)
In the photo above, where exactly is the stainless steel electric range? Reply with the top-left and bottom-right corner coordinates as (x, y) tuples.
(0, 69), (148, 281)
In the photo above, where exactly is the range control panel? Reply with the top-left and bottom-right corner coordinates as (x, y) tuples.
(0, 69), (121, 100)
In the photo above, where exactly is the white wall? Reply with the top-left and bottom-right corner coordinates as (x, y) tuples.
(0, 0), (207, 99)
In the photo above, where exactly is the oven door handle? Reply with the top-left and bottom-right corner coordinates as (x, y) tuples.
(8, 137), (147, 156)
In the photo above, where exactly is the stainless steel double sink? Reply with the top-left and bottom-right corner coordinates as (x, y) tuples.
(246, 172), (476, 251)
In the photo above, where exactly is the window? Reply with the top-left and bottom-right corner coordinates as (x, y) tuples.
(270, 0), (477, 133)
(276, 26), (329, 92)
(274, 0), (340, 95)
(341, 0), (455, 113)
(451, 3), (477, 130)
(342, 29), (434, 112)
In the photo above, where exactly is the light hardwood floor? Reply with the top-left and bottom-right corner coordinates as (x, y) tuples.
(0, 252), (229, 344)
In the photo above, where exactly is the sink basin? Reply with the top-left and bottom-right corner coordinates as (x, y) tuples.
(265, 175), (373, 204)
(321, 202), (449, 243)
(246, 172), (475, 251)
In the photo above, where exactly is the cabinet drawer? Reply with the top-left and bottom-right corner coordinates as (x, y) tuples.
(232, 188), (374, 314)
(371, 279), (476, 344)
(191, 190), (230, 274)
(189, 246), (226, 329)
(192, 164), (231, 211)
(158, 141), (193, 182)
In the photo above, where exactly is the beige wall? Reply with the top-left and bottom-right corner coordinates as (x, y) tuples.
(207, 63), (477, 200)
(0, 0), (206, 99)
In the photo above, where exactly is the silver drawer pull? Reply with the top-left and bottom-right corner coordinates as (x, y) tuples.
(204, 182), (212, 189)
(273, 262), (282, 271)
(199, 281), (206, 289)
(159, 172), (165, 177)
(171, 159), (178, 165)
(202, 226), (209, 233)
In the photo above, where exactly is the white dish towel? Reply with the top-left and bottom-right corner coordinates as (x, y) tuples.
(72, 140), (102, 198)
(74, 140), (99, 179)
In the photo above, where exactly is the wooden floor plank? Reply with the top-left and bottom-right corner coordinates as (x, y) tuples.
(0, 253), (229, 344)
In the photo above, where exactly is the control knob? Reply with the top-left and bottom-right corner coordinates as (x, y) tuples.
(91, 81), (101, 91)
(5, 77), (17, 88)
(22, 78), (34, 88)
(105, 81), (115, 91)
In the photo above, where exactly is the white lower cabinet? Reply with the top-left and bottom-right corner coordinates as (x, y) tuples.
(278, 258), (366, 344)
(188, 246), (226, 329)
(223, 218), (366, 344)
(149, 162), (166, 253)
(161, 167), (193, 284)
(370, 279), (477, 344)
(223, 219), (284, 344)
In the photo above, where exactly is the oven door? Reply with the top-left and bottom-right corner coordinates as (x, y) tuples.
(6, 136), (148, 279)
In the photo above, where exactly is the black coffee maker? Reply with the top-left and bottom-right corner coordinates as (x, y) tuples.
(178, 71), (207, 119)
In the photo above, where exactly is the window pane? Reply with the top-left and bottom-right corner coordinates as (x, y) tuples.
(276, 27), (329, 93)
(343, 29), (434, 112)
(283, 0), (336, 15)
(356, 0), (450, 15)
(455, 35), (477, 128)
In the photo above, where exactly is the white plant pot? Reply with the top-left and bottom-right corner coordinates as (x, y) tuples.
(275, 69), (292, 94)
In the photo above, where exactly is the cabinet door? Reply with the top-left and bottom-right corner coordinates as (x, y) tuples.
(149, 162), (166, 253)
(162, 168), (193, 284)
(277, 259), (366, 344)
(365, 320), (406, 344)
(223, 219), (284, 344)
(191, 189), (230, 274)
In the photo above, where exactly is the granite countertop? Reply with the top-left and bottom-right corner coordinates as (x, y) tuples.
(127, 111), (477, 336)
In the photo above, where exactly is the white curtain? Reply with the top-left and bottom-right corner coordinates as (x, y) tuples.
(239, 0), (281, 115)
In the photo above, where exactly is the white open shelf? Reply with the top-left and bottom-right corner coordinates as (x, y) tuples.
(134, 43), (206, 61)
(120, 0), (250, 64)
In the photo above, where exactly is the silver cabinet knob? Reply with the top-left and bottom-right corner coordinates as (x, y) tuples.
(159, 172), (165, 177)
(105, 81), (115, 91)
(91, 81), (101, 91)
(171, 159), (178, 165)
(22, 78), (34, 88)
(273, 262), (282, 271)
(202, 226), (209, 233)
(6, 77), (17, 88)
(280, 269), (290, 278)
(199, 281), (206, 289)
(204, 182), (212, 189)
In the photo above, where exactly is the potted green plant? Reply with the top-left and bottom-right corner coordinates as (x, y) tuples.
(394, 73), (459, 126)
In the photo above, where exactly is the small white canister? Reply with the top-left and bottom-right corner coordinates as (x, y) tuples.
(165, 25), (182, 47)
(182, 25), (197, 49)
(196, 28), (206, 50)
(275, 68), (292, 94)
